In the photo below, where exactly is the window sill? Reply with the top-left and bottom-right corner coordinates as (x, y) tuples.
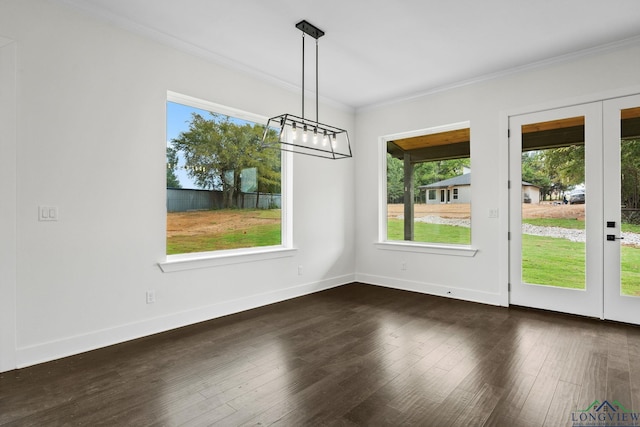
(375, 241), (478, 257)
(158, 246), (297, 272)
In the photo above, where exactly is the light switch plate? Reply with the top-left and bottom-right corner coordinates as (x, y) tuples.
(39, 206), (58, 221)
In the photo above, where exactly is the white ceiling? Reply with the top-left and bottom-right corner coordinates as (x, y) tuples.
(61, 0), (640, 110)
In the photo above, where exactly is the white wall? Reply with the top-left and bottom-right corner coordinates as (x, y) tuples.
(0, 0), (355, 370)
(355, 40), (640, 305)
(0, 37), (17, 372)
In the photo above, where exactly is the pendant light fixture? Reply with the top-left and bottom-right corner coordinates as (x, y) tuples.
(262, 20), (352, 159)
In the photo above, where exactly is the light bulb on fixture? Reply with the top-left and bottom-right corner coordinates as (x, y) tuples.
(291, 122), (297, 140)
(313, 127), (318, 145)
(302, 124), (308, 143)
(322, 130), (328, 146)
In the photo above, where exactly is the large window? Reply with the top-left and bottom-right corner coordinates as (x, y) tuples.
(384, 122), (471, 246)
(166, 93), (284, 256)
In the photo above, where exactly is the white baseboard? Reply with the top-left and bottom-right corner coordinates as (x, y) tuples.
(15, 274), (354, 369)
(355, 273), (503, 306)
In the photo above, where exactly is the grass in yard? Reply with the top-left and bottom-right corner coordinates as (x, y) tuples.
(622, 223), (640, 234)
(522, 234), (585, 289)
(167, 209), (281, 254)
(387, 219), (471, 245)
(522, 234), (640, 296)
(167, 224), (281, 254)
(386, 218), (640, 296)
(621, 246), (640, 296)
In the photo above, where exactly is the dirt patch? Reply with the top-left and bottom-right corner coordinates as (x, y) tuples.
(167, 210), (280, 237)
(387, 204), (472, 219)
(387, 203), (585, 220)
(522, 203), (584, 220)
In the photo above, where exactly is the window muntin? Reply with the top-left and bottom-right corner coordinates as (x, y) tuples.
(166, 95), (284, 256)
(384, 123), (471, 246)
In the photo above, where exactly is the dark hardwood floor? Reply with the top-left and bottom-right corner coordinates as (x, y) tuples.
(1, 283), (639, 426)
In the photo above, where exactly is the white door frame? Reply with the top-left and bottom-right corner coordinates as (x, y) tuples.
(603, 94), (640, 324)
(0, 37), (17, 373)
(508, 102), (604, 318)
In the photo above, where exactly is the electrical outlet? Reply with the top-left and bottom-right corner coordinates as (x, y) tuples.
(298, 265), (303, 275)
(401, 261), (407, 271)
(146, 290), (156, 304)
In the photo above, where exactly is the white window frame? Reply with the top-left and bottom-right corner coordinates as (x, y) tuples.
(377, 121), (477, 257)
(159, 91), (295, 272)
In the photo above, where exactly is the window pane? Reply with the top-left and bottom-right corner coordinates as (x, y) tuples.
(166, 100), (282, 255)
(386, 126), (471, 245)
(520, 116), (586, 289)
(620, 107), (640, 296)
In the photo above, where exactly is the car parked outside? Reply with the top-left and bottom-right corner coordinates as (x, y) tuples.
(569, 190), (585, 204)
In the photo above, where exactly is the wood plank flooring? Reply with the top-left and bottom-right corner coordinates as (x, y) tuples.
(1, 283), (640, 426)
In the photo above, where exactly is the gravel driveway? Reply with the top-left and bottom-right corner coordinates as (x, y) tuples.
(413, 215), (640, 246)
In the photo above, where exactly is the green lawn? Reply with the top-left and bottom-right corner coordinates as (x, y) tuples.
(388, 219), (640, 296)
(167, 209), (281, 255)
(522, 234), (585, 289)
(387, 219), (471, 245)
(167, 224), (281, 254)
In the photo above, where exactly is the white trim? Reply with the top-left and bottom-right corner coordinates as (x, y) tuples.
(375, 241), (477, 257)
(356, 273), (501, 306)
(159, 247), (297, 272)
(378, 121), (472, 249)
(381, 121), (471, 142)
(167, 91), (270, 125)
(15, 274), (354, 369)
(0, 39), (17, 373)
(498, 112), (510, 306)
(162, 91), (294, 271)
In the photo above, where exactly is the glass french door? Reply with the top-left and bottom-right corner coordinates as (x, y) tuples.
(510, 95), (640, 325)
(603, 94), (640, 324)
(509, 103), (603, 318)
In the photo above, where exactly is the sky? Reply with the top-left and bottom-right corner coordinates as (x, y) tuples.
(166, 101), (204, 189)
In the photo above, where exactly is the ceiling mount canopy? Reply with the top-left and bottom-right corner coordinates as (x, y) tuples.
(262, 20), (352, 160)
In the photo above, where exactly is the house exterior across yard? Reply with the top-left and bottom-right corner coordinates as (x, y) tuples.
(521, 183), (541, 204)
(420, 173), (540, 204)
(421, 173), (472, 204)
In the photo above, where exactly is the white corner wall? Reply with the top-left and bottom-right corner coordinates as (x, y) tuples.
(354, 39), (640, 305)
(0, 0), (355, 370)
(0, 37), (17, 372)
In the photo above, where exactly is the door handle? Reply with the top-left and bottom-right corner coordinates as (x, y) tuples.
(607, 234), (624, 241)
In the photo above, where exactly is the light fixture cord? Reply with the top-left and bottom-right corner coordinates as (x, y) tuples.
(316, 38), (319, 124)
(301, 32), (305, 119)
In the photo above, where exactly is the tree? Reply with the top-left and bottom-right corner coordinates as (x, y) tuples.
(171, 113), (280, 208)
(622, 139), (640, 209)
(166, 145), (181, 188)
(522, 151), (551, 200)
(542, 145), (585, 192)
(386, 154), (404, 203)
